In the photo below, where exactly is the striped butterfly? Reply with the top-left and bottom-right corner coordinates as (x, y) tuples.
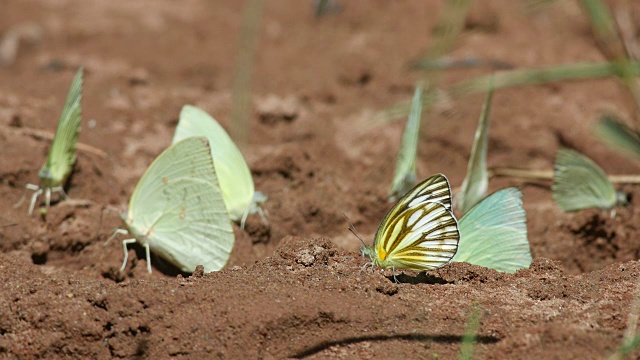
(358, 174), (460, 273)
(172, 105), (267, 228)
(552, 148), (628, 212)
(106, 137), (234, 274)
(21, 68), (83, 214)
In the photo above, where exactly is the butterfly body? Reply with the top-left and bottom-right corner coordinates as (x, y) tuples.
(111, 137), (235, 273)
(362, 174), (460, 272)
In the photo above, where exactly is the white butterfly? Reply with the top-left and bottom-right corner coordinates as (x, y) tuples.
(172, 105), (267, 228)
(107, 137), (234, 273)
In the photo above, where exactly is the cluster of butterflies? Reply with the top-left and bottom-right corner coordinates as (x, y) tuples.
(360, 82), (636, 278)
(358, 173), (531, 276)
(19, 68), (266, 274)
(19, 68), (632, 279)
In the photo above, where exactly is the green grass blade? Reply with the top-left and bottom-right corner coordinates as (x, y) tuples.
(608, 279), (640, 360)
(412, 56), (513, 71)
(580, 0), (640, 114)
(581, 0), (619, 53)
(458, 303), (484, 360)
(376, 60), (640, 123)
(458, 85), (494, 213)
(388, 85), (423, 201)
(229, 0), (264, 145)
(412, 0), (474, 71)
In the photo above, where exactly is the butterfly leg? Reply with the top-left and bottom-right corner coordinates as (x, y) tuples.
(143, 242), (152, 274)
(257, 207), (270, 227)
(104, 228), (128, 246)
(240, 210), (250, 230)
(45, 188), (52, 208)
(14, 183), (37, 210)
(27, 186), (43, 215)
(120, 238), (137, 272)
(391, 267), (400, 284)
(53, 186), (68, 200)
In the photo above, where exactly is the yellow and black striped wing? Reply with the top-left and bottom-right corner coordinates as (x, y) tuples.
(373, 174), (459, 270)
(391, 173), (453, 213)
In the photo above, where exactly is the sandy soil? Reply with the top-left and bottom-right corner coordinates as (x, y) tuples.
(1, 0), (640, 358)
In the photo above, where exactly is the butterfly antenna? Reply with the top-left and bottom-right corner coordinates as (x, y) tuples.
(343, 212), (367, 247)
(98, 205), (123, 244)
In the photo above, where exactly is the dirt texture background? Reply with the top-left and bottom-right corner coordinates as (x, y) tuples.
(1, 0), (640, 359)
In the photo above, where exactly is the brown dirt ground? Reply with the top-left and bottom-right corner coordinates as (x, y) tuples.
(2, 0), (640, 359)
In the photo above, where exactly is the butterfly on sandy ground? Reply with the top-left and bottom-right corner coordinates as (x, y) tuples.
(552, 148), (628, 213)
(595, 114), (640, 161)
(388, 85), (423, 202)
(105, 137), (234, 274)
(453, 187), (532, 273)
(17, 68), (83, 214)
(172, 105), (267, 228)
(349, 174), (460, 279)
(457, 87), (493, 213)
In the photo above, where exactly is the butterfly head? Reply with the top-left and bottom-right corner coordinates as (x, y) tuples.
(38, 166), (56, 189)
(360, 246), (373, 259)
(615, 191), (629, 207)
(253, 191), (268, 205)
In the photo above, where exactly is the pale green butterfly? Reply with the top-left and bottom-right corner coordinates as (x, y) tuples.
(453, 187), (532, 273)
(20, 68), (83, 214)
(595, 114), (640, 160)
(552, 148), (628, 212)
(458, 86), (493, 213)
(172, 105), (266, 228)
(106, 137), (234, 273)
(388, 85), (423, 202)
(356, 174), (460, 276)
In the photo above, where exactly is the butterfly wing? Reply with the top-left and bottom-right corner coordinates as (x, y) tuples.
(454, 187), (531, 273)
(126, 137), (234, 273)
(172, 105), (255, 221)
(595, 115), (640, 160)
(39, 68), (83, 188)
(373, 174), (459, 270)
(388, 85), (422, 201)
(552, 148), (617, 212)
(458, 87), (493, 213)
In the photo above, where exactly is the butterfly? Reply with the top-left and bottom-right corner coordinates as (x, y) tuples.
(388, 85), (423, 202)
(172, 105), (267, 228)
(457, 87), (493, 213)
(106, 136), (235, 273)
(595, 114), (640, 160)
(21, 68), (83, 214)
(552, 148), (628, 212)
(453, 187), (532, 273)
(357, 174), (460, 273)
